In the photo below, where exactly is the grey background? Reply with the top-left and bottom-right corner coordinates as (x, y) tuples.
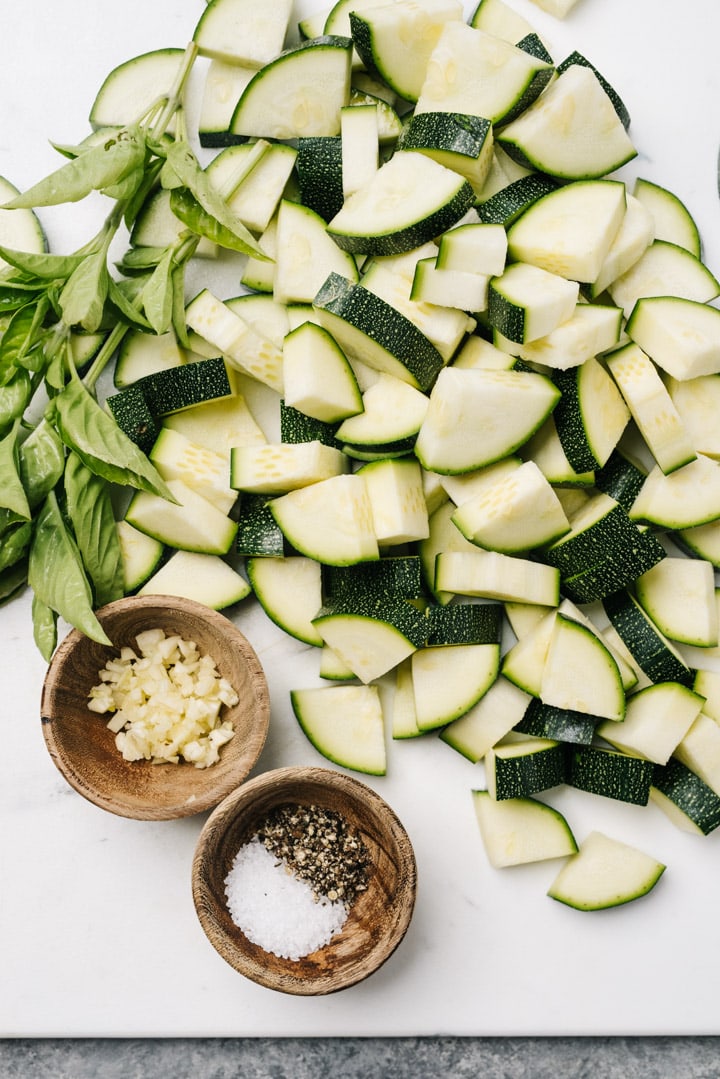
(1, 1038), (719, 1078)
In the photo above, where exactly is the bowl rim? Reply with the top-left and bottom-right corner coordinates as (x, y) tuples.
(40, 594), (271, 821)
(191, 764), (418, 995)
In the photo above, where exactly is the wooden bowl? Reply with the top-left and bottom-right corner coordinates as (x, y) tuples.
(191, 765), (417, 994)
(40, 595), (270, 820)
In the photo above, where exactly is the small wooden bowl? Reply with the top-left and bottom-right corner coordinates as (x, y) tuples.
(40, 595), (270, 820)
(191, 765), (417, 995)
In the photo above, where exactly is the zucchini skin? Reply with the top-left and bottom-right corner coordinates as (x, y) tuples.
(567, 745), (654, 805)
(515, 699), (597, 745)
(652, 758), (720, 835)
(603, 590), (695, 687)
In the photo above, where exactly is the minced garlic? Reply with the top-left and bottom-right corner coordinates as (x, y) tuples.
(88, 628), (239, 768)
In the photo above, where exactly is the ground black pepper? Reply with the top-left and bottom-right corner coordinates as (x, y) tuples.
(256, 803), (370, 905)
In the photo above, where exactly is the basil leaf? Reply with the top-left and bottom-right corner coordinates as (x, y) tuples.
(0, 303), (41, 385)
(28, 491), (111, 645)
(0, 518), (31, 572)
(58, 247), (109, 332)
(0, 285), (44, 315)
(169, 186), (261, 256)
(64, 451), (124, 607)
(0, 370), (31, 434)
(107, 278), (153, 331)
(163, 140), (264, 258)
(54, 375), (174, 499)
(18, 417), (66, 509)
(115, 246), (167, 275)
(0, 420), (31, 519)
(2, 127), (147, 208)
(0, 245), (86, 280)
(0, 558), (27, 603)
(32, 594), (57, 661)
(142, 247), (175, 334)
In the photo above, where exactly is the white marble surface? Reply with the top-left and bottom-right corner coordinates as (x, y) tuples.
(3, 0), (720, 1041)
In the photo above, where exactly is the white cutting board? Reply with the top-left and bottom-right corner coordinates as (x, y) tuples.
(3, 0), (720, 1038)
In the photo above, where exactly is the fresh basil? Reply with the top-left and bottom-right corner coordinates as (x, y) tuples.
(0, 420), (31, 519)
(28, 491), (111, 646)
(53, 374), (174, 499)
(64, 451), (124, 607)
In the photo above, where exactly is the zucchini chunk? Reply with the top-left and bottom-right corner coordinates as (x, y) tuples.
(193, 0), (292, 68)
(230, 36), (353, 139)
(435, 550), (560, 607)
(246, 556), (324, 645)
(651, 759), (720, 836)
(415, 22), (553, 125)
(125, 479), (237, 556)
(567, 746), (654, 805)
(635, 557), (717, 647)
(472, 789), (577, 868)
(540, 614), (625, 722)
(137, 550), (251, 610)
(606, 343), (696, 475)
(633, 177), (701, 257)
(274, 199), (359, 305)
(414, 366), (560, 474)
(350, 0), (463, 103)
(116, 520), (165, 593)
(291, 684), (387, 775)
(327, 150), (475, 256)
(507, 179), (627, 283)
(282, 321), (363, 424)
(485, 736), (567, 800)
(497, 65), (637, 181)
(440, 675), (532, 762)
(270, 472), (379, 566)
(597, 681), (705, 766)
(602, 590), (695, 687)
(547, 831), (665, 911)
(487, 262), (579, 344)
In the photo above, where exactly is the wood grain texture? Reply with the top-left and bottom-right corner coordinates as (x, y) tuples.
(191, 765), (417, 995)
(40, 594), (270, 820)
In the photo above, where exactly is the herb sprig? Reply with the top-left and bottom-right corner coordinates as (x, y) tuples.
(0, 41), (264, 658)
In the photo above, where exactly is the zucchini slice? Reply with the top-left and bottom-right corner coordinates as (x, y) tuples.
(497, 65), (637, 181)
(485, 736), (567, 800)
(507, 179), (627, 284)
(540, 614), (625, 722)
(193, 0), (292, 68)
(602, 589), (695, 687)
(350, 0), (463, 103)
(0, 176), (46, 270)
(597, 681), (705, 766)
(635, 557), (717, 647)
(116, 520), (164, 593)
(626, 295), (720, 381)
(651, 759), (720, 836)
(673, 713), (720, 797)
(547, 831), (665, 911)
(630, 455), (720, 530)
(552, 355), (631, 474)
(230, 36), (353, 140)
(270, 472), (379, 566)
(633, 177), (701, 257)
(274, 199), (359, 305)
(472, 789), (577, 868)
(488, 262), (579, 345)
(415, 21), (553, 126)
(451, 459), (570, 554)
(359, 457), (429, 545)
(137, 550), (251, 610)
(608, 240), (720, 320)
(327, 150), (475, 256)
(89, 48), (184, 129)
(440, 675), (532, 762)
(125, 479), (237, 556)
(230, 441), (348, 495)
(606, 343), (696, 475)
(414, 366), (561, 474)
(282, 321), (362, 424)
(411, 643), (500, 729)
(435, 550), (560, 607)
(290, 684), (387, 775)
(314, 273), (444, 390)
(246, 556), (324, 646)
(567, 745), (654, 805)
(312, 599), (427, 683)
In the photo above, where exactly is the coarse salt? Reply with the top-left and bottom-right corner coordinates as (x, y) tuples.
(224, 838), (348, 960)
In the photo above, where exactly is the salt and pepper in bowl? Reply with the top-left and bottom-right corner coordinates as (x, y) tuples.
(191, 765), (418, 994)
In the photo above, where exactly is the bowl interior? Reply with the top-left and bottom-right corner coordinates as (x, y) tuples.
(40, 595), (270, 820)
(192, 766), (417, 995)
